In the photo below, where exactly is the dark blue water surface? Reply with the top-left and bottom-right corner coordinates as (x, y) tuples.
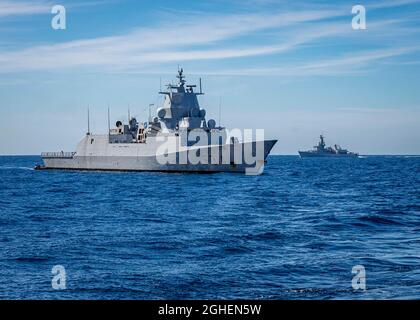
(0, 156), (419, 299)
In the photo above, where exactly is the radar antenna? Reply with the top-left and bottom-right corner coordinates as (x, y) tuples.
(177, 68), (185, 86)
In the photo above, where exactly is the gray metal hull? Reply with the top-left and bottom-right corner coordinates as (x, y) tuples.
(41, 137), (277, 174)
(42, 156), (250, 173)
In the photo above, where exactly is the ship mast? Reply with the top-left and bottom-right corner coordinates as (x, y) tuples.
(319, 134), (325, 149)
(87, 107), (91, 136)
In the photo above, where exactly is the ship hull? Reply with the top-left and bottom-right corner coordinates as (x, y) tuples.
(38, 157), (255, 173)
(39, 137), (277, 174)
(298, 151), (359, 158)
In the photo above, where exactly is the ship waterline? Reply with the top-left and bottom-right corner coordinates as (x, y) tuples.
(298, 151), (359, 158)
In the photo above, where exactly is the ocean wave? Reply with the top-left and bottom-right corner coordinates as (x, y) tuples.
(0, 165), (34, 171)
(357, 215), (404, 226)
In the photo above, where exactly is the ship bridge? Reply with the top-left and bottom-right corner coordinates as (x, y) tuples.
(157, 68), (213, 131)
(108, 69), (223, 144)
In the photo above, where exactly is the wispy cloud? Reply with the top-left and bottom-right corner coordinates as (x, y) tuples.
(202, 46), (419, 76)
(0, 9), (347, 72)
(0, 2), (418, 74)
(0, 0), (51, 17)
(370, 0), (420, 9)
(0, 0), (113, 18)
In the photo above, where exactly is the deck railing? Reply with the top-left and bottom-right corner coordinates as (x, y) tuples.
(41, 152), (76, 159)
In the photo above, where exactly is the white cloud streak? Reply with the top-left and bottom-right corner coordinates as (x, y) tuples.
(200, 47), (419, 77)
(0, 3), (418, 75)
(0, 0), (51, 17)
(370, 0), (420, 9)
(0, 9), (347, 72)
(0, 0), (113, 17)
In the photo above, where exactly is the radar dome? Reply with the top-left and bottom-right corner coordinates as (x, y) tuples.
(199, 109), (206, 118)
(207, 119), (216, 129)
(157, 109), (166, 119)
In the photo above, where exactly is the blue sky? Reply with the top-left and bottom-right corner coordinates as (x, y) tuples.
(0, 0), (419, 154)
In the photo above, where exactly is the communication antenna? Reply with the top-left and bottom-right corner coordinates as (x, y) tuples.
(107, 107), (110, 138)
(87, 107), (91, 135)
(128, 105), (131, 122)
(148, 104), (154, 123)
(218, 97), (222, 128)
(199, 78), (202, 94)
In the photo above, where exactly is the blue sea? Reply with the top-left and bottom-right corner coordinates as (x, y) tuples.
(0, 155), (419, 300)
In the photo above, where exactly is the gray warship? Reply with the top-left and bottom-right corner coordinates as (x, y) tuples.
(299, 135), (358, 158)
(37, 69), (277, 174)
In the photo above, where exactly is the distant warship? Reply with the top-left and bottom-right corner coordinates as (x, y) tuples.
(299, 135), (358, 158)
(36, 69), (277, 174)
